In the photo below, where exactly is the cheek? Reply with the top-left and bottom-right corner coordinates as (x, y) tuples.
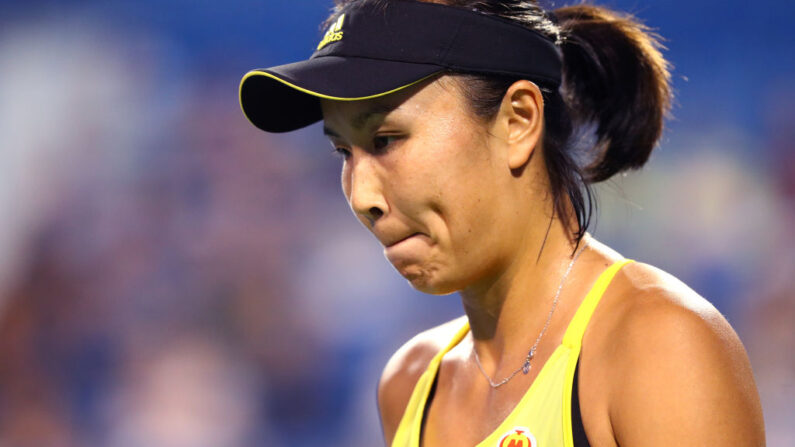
(414, 133), (501, 249)
(340, 162), (352, 202)
(433, 140), (498, 214)
(437, 149), (505, 253)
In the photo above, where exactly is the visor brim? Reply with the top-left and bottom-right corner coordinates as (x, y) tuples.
(239, 56), (443, 133)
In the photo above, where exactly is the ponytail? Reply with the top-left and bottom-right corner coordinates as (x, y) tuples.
(555, 5), (672, 183)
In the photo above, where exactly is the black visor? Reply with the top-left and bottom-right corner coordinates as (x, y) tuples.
(240, 0), (561, 133)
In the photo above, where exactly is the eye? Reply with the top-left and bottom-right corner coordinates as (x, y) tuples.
(327, 140), (351, 160)
(330, 146), (351, 160)
(372, 135), (401, 152)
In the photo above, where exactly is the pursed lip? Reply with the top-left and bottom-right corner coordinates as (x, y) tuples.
(384, 232), (421, 248)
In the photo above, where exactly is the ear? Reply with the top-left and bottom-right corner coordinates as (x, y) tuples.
(497, 80), (545, 170)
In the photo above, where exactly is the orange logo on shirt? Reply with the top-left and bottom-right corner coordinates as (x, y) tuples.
(497, 427), (537, 447)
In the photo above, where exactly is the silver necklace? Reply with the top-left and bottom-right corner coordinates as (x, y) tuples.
(472, 240), (589, 389)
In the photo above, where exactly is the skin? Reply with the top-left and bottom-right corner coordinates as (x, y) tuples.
(320, 76), (766, 446)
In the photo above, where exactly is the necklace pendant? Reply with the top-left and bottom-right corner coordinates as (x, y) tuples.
(522, 361), (531, 375)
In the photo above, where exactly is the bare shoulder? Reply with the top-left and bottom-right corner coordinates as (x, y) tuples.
(377, 315), (468, 444)
(602, 261), (765, 446)
(610, 261), (729, 336)
(609, 261), (744, 359)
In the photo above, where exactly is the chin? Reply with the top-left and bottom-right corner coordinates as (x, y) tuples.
(397, 265), (459, 296)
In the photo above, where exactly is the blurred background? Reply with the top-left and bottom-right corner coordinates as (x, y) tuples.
(0, 0), (792, 445)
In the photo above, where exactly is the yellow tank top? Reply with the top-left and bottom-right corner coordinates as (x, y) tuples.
(391, 259), (634, 447)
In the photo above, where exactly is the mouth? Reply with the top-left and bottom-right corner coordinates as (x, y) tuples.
(385, 232), (421, 248)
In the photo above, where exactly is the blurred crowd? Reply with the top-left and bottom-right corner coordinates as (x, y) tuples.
(0, 1), (793, 446)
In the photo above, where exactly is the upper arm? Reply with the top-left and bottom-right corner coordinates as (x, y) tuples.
(607, 285), (765, 446)
(376, 316), (467, 445)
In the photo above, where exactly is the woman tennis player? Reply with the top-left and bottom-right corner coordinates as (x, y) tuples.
(239, 1), (765, 445)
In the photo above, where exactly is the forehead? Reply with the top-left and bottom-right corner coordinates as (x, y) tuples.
(320, 75), (467, 134)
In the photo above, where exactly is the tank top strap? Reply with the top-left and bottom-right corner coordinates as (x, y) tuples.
(562, 259), (634, 350)
(425, 320), (471, 378)
(438, 320), (471, 361)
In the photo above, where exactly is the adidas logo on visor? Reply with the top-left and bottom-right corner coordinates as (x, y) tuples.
(317, 13), (345, 50)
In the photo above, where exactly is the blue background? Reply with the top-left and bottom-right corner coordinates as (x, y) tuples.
(0, 1), (793, 445)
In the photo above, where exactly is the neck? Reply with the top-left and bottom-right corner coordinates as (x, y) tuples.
(460, 214), (585, 365)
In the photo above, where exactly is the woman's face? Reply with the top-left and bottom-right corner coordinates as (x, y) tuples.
(320, 77), (529, 294)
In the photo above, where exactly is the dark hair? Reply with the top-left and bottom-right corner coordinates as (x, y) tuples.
(325, 0), (672, 245)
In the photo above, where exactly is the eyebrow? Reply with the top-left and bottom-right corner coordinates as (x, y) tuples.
(322, 103), (399, 138)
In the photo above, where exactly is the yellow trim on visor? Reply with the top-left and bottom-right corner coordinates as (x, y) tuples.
(238, 69), (439, 129)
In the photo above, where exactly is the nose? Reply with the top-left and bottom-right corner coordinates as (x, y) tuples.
(347, 154), (388, 226)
